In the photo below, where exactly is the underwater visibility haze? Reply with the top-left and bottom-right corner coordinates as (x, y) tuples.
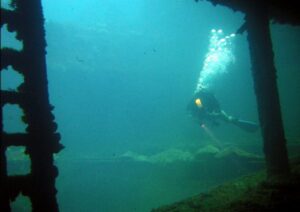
(1, 0), (300, 211)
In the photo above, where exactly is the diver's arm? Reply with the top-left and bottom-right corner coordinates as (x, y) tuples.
(220, 110), (236, 123)
(205, 109), (259, 132)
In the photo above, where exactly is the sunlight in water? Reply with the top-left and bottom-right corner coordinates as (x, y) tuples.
(195, 29), (235, 92)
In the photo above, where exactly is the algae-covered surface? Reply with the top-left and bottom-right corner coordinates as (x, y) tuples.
(152, 157), (300, 212)
(119, 145), (263, 164)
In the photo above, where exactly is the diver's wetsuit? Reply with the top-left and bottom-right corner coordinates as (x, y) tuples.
(187, 89), (222, 125)
(187, 89), (259, 133)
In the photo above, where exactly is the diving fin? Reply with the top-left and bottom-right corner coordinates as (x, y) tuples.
(233, 119), (259, 133)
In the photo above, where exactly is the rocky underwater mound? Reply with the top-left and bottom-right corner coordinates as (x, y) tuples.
(118, 145), (263, 165)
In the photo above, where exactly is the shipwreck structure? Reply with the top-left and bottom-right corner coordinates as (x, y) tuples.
(1, 0), (63, 211)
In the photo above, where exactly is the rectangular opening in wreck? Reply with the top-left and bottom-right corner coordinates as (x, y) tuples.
(1, 24), (23, 51)
(5, 146), (31, 176)
(1, 66), (24, 91)
(10, 194), (32, 212)
(2, 104), (27, 133)
(1, 0), (16, 11)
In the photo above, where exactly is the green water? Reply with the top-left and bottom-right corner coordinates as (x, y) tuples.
(2, 0), (300, 211)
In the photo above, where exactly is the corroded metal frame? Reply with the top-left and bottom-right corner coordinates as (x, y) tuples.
(1, 1), (63, 211)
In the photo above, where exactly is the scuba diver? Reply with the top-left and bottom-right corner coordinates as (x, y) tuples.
(187, 86), (259, 133)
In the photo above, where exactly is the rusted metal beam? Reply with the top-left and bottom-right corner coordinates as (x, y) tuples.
(245, 2), (290, 179)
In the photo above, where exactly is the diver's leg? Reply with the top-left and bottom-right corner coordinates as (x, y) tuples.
(219, 110), (237, 123)
(220, 110), (259, 132)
